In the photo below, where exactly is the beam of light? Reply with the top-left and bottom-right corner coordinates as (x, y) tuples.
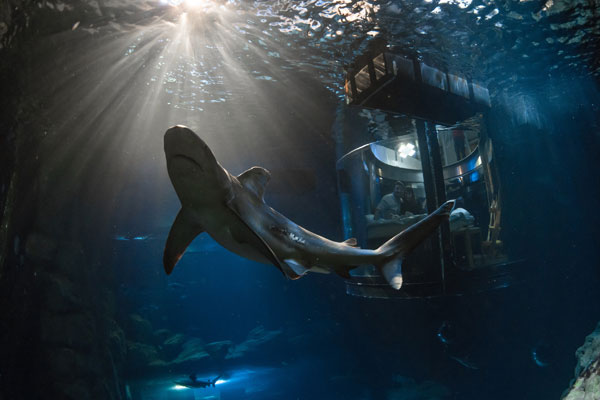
(214, 379), (227, 385)
(172, 384), (189, 390)
(183, 0), (207, 8)
(30, 0), (377, 249)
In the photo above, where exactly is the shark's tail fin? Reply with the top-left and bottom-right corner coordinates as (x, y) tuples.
(374, 200), (455, 290)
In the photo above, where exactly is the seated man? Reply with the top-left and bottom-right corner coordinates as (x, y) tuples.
(374, 181), (406, 220)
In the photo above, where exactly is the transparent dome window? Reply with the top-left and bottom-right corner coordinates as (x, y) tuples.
(336, 113), (515, 298)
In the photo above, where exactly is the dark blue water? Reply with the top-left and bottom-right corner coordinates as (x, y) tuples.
(3, 0), (600, 398)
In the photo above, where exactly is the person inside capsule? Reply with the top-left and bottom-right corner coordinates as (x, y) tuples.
(374, 181), (408, 220)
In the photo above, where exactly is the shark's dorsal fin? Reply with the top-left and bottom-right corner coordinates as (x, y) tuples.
(164, 208), (204, 275)
(237, 167), (270, 201)
(343, 238), (358, 247)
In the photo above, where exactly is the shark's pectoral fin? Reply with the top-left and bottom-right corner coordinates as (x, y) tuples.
(282, 259), (310, 279)
(164, 208), (204, 275)
(237, 167), (270, 202)
(226, 201), (286, 277)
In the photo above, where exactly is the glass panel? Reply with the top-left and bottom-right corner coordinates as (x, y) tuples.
(391, 55), (415, 80)
(448, 73), (469, 98)
(472, 82), (491, 106)
(440, 123), (508, 270)
(420, 63), (447, 91)
(373, 53), (386, 80)
(354, 64), (370, 94)
(336, 125), (441, 290)
(436, 122), (481, 165)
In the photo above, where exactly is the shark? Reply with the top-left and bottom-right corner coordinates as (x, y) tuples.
(163, 125), (454, 289)
(174, 374), (222, 389)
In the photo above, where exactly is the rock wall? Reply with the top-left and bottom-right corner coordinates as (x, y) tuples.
(0, 2), (126, 399)
(0, 136), (127, 400)
(562, 322), (600, 400)
(0, 0), (40, 397)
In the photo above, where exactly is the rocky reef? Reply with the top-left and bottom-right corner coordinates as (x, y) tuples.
(387, 375), (451, 400)
(123, 313), (284, 377)
(562, 322), (600, 400)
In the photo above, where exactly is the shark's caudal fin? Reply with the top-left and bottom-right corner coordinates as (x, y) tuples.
(374, 200), (455, 290)
(164, 208), (204, 275)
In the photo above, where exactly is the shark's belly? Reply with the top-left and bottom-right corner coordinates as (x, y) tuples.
(201, 207), (273, 265)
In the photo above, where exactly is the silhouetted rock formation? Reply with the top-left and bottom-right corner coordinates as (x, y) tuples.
(562, 322), (600, 400)
(122, 317), (284, 377)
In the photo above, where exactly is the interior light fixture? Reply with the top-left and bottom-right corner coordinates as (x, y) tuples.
(398, 142), (416, 158)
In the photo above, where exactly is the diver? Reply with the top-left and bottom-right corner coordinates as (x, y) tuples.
(175, 373), (222, 389)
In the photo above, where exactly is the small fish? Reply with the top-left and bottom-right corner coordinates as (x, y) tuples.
(449, 355), (479, 370)
(167, 282), (186, 290)
(131, 235), (150, 241)
(113, 234), (152, 241)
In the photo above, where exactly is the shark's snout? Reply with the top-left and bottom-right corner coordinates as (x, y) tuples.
(165, 125), (204, 150)
(164, 125), (213, 163)
(165, 124), (195, 138)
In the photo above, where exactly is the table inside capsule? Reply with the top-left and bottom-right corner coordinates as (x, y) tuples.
(365, 213), (427, 241)
(365, 211), (484, 270)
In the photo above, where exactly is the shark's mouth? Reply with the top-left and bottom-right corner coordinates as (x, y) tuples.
(170, 154), (205, 172)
